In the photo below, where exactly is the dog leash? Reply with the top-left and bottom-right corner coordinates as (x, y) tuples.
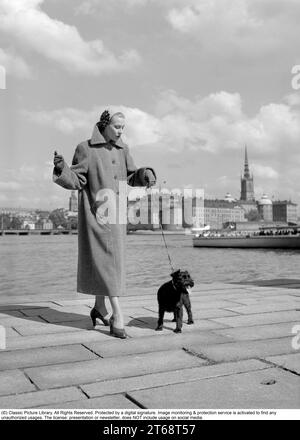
(145, 186), (175, 273)
(159, 220), (175, 273)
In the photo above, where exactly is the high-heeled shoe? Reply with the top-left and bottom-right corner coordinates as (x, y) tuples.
(109, 316), (127, 339)
(90, 308), (110, 327)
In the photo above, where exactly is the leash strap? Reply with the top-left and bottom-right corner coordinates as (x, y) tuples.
(159, 221), (175, 273)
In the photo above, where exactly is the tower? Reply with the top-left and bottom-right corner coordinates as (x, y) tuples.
(69, 190), (78, 212)
(240, 146), (255, 202)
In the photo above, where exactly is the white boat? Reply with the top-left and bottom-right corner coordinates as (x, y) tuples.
(193, 226), (300, 249)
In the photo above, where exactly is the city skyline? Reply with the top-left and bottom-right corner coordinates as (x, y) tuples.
(0, 1), (300, 210)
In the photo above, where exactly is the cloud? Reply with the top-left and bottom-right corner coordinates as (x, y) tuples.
(75, 0), (149, 15)
(23, 89), (300, 159)
(284, 94), (300, 107)
(252, 164), (279, 179)
(23, 105), (162, 146)
(0, 181), (22, 190)
(0, 47), (32, 79)
(0, 0), (140, 75)
(166, 0), (299, 57)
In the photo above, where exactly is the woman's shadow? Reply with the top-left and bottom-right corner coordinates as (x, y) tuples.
(0, 305), (164, 335)
(0, 304), (111, 336)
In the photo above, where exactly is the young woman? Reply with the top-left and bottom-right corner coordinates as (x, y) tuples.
(53, 110), (156, 338)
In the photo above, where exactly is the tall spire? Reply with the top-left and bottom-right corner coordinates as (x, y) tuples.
(244, 145), (250, 178)
(240, 145), (255, 202)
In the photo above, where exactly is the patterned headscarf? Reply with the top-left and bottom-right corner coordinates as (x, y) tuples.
(97, 110), (125, 134)
(97, 110), (111, 134)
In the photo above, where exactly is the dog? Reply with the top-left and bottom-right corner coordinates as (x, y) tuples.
(155, 269), (194, 333)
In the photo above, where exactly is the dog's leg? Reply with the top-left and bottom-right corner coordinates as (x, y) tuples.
(156, 307), (165, 331)
(174, 304), (183, 333)
(183, 295), (194, 324)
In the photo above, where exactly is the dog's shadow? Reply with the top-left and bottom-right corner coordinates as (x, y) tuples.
(127, 315), (176, 331)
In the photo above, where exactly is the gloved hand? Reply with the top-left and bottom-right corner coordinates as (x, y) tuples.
(53, 150), (65, 173)
(144, 169), (156, 188)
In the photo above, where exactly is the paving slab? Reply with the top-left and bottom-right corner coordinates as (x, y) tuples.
(0, 316), (47, 327)
(0, 344), (98, 370)
(0, 311), (24, 319)
(211, 310), (300, 328)
(265, 352), (300, 375)
(224, 303), (298, 315)
(0, 387), (85, 409)
(0, 370), (36, 396)
(144, 307), (239, 319)
(12, 322), (88, 336)
(231, 296), (300, 306)
(4, 329), (112, 350)
(53, 299), (94, 307)
(212, 322), (300, 342)
(185, 337), (295, 363)
(85, 331), (231, 358)
(127, 368), (300, 409)
(0, 303), (59, 312)
(81, 359), (271, 398)
(2, 328), (22, 338)
(38, 308), (91, 323)
(24, 350), (206, 390)
(40, 394), (139, 409)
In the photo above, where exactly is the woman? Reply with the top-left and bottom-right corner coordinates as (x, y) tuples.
(53, 110), (156, 338)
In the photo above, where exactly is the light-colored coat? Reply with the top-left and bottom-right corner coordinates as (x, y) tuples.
(53, 124), (155, 296)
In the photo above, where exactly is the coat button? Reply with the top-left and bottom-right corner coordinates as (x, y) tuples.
(112, 159), (116, 164)
(114, 175), (117, 179)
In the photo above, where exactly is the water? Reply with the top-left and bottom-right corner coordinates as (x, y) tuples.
(1, 234), (300, 297)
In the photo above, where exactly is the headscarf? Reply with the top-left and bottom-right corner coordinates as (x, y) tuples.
(97, 109), (125, 133)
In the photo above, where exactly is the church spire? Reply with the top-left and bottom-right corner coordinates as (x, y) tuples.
(244, 145), (251, 178)
(240, 145), (255, 202)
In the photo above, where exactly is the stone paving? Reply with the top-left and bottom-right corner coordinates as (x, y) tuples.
(0, 282), (299, 409)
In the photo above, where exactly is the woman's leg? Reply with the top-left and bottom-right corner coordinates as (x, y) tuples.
(94, 295), (110, 319)
(108, 296), (124, 329)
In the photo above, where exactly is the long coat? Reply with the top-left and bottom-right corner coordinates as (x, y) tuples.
(53, 124), (155, 297)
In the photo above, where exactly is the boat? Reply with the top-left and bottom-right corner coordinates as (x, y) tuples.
(193, 226), (300, 249)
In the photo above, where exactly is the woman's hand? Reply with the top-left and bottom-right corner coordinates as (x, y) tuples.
(53, 151), (65, 172)
(144, 169), (156, 188)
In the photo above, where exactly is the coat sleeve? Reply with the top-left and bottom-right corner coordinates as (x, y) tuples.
(53, 143), (88, 190)
(124, 145), (156, 187)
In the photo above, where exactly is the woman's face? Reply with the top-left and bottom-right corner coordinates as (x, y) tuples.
(104, 115), (125, 143)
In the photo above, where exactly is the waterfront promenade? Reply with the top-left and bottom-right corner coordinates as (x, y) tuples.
(0, 281), (299, 410)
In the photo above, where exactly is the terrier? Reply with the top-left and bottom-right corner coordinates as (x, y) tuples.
(155, 270), (194, 333)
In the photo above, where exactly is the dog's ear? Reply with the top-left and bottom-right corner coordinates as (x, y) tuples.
(171, 270), (180, 279)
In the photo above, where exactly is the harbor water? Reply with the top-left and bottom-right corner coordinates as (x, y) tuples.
(1, 234), (299, 297)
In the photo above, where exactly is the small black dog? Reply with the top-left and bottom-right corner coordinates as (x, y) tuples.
(155, 269), (194, 333)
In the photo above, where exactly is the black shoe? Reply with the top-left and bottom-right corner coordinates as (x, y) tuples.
(109, 316), (127, 339)
(90, 308), (110, 327)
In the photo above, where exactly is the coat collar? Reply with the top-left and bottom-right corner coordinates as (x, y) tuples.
(89, 124), (125, 148)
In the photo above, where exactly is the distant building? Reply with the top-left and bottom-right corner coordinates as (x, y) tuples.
(258, 194), (273, 222)
(272, 201), (298, 224)
(224, 193), (236, 203)
(203, 199), (246, 230)
(35, 218), (53, 230)
(22, 220), (35, 230)
(69, 190), (78, 213)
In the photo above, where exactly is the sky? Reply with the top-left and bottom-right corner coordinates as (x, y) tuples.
(0, 0), (300, 211)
